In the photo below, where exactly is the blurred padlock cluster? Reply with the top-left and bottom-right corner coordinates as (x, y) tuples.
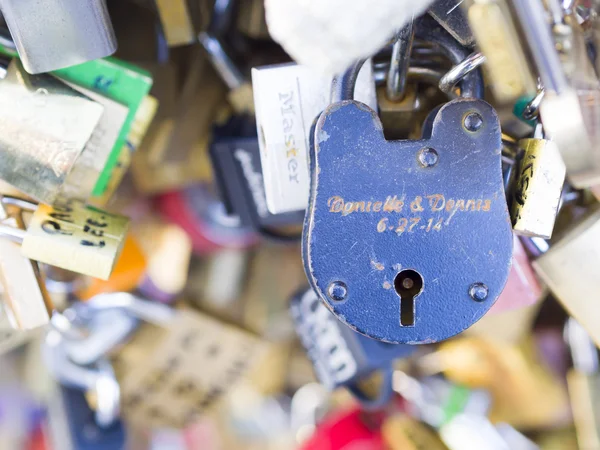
(0, 0), (598, 449)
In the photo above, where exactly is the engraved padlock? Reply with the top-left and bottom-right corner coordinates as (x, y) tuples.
(0, 196), (130, 280)
(303, 49), (512, 343)
(0, 0), (117, 74)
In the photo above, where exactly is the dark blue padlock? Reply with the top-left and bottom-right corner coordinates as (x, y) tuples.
(291, 286), (415, 408)
(302, 62), (513, 345)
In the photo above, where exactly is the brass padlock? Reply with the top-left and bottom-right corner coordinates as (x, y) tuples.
(0, 60), (104, 205)
(0, 197), (130, 280)
(510, 135), (566, 239)
(78, 296), (272, 429)
(21, 199), (130, 280)
(463, 0), (537, 104)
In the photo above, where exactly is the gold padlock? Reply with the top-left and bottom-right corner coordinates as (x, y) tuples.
(464, 0), (538, 104)
(112, 307), (269, 429)
(510, 136), (566, 239)
(20, 199), (130, 280)
(0, 197), (129, 280)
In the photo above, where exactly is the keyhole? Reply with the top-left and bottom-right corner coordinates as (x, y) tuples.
(394, 269), (424, 327)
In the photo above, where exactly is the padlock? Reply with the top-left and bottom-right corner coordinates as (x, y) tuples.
(76, 293), (271, 429)
(564, 318), (600, 450)
(462, 0), (538, 104)
(199, 0), (257, 114)
(304, 54), (512, 344)
(0, 59), (104, 205)
(505, 0), (600, 189)
(509, 129), (566, 239)
(380, 16), (483, 140)
(209, 134), (305, 240)
(533, 208), (600, 348)
(291, 287), (415, 408)
(251, 61), (377, 215)
(0, 0), (117, 74)
(198, 32), (255, 114)
(0, 197), (130, 280)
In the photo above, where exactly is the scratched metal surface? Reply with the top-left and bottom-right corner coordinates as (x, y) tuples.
(303, 98), (513, 344)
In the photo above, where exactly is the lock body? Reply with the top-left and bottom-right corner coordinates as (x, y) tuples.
(303, 98), (512, 344)
(21, 200), (130, 280)
(510, 138), (565, 239)
(0, 0), (117, 74)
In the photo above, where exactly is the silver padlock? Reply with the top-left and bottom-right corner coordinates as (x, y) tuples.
(0, 59), (105, 204)
(0, 0), (117, 74)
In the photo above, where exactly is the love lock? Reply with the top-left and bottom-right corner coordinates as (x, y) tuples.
(302, 61), (513, 344)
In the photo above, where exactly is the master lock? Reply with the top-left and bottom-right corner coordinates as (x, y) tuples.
(302, 60), (513, 344)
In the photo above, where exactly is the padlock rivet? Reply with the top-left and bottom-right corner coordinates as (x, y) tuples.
(328, 281), (348, 302)
(417, 147), (439, 167)
(464, 112), (484, 132)
(469, 282), (489, 301)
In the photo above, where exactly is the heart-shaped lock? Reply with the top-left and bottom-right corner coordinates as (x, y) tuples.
(303, 65), (512, 344)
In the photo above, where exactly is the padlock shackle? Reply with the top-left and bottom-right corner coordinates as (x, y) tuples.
(330, 59), (367, 103)
(331, 16), (484, 104)
(415, 15), (484, 99)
